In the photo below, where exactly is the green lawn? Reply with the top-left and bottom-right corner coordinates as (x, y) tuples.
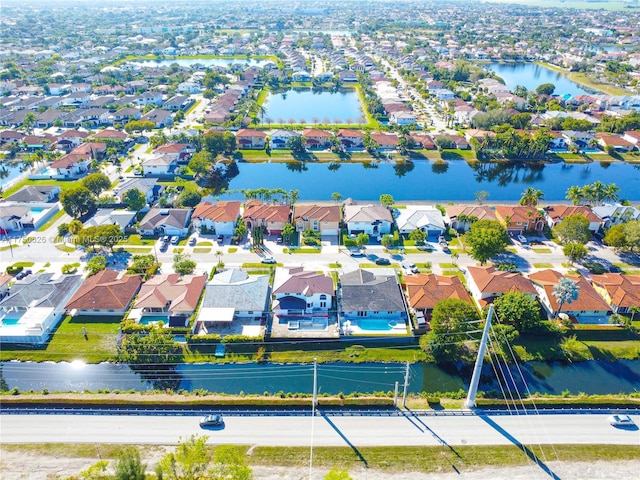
(287, 248), (321, 254)
(228, 247), (238, 253)
(117, 234), (156, 246)
(439, 263), (457, 269)
(1, 179), (84, 199)
(193, 247), (212, 254)
(0, 315), (122, 363)
(117, 246), (152, 254)
(196, 241), (214, 247)
(532, 247), (552, 254)
(533, 263), (554, 269)
(55, 243), (76, 253)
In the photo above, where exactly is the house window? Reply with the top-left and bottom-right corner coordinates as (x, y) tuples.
(307, 303), (312, 308)
(357, 311), (366, 317)
(373, 311), (379, 314)
(320, 294), (327, 300)
(387, 311), (393, 314)
(320, 302), (327, 308)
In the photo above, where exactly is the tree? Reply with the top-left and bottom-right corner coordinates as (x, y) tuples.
(82, 173), (111, 196)
(474, 190), (489, 205)
(536, 83), (555, 95)
(409, 229), (427, 245)
(331, 192), (342, 204)
(519, 187), (544, 207)
(79, 224), (123, 252)
(123, 188), (147, 211)
(422, 298), (479, 361)
(203, 130), (236, 156)
(188, 151), (214, 176)
(565, 185), (585, 206)
(285, 135), (306, 154)
(563, 242), (588, 264)
(623, 220), (640, 251)
(23, 112), (36, 134)
(177, 188), (202, 208)
(494, 291), (542, 333)
(60, 187), (97, 218)
(210, 445), (254, 480)
(465, 219), (508, 265)
(552, 277), (580, 318)
(355, 233), (369, 247)
(174, 252), (197, 275)
(554, 214), (591, 245)
(118, 326), (183, 364)
(157, 434), (211, 480)
(281, 222), (295, 245)
(67, 219), (84, 235)
(379, 193), (394, 208)
(114, 446), (146, 480)
(324, 467), (354, 480)
(85, 255), (107, 276)
(381, 233), (393, 248)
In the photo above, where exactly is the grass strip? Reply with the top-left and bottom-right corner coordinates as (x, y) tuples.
(532, 247), (552, 253)
(533, 263), (554, 268)
(193, 247), (212, 253)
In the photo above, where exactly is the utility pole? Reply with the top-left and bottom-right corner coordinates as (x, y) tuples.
(309, 358), (317, 480)
(402, 361), (410, 408)
(312, 357), (317, 408)
(464, 304), (494, 409)
(393, 381), (399, 407)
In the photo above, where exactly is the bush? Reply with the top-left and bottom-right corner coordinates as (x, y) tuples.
(6, 265), (23, 275)
(186, 334), (222, 344)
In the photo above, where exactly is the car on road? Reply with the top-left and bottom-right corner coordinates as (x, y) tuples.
(159, 243), (168, 252)
(15, 271), (27, 280)
(375, 258), (391, 266)
(199, 414), (224, 428)
(170, 236), (179, 245)
(517, 235), (527, 244)
(217, 235), (224, 244)
(188, 237), (197, 246)
(608, 414), (634, 427)
(401, 261), (419, 273)
(261, 257), (277, 264)
(276, 235), (283, 244)
(348, 248), (365, 257)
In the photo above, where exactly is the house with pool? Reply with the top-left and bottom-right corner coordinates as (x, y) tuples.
(339, 269), (409, 336)
(65, 269), (142, 316)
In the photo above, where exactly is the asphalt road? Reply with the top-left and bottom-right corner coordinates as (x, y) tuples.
(1, 412), (638, 447)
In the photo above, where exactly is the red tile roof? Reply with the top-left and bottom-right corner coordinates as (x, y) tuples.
(529, 270), (611, 313)
(135, 273), (207, 313)
(65, 270), (142, 311)
(590, 273), (640, 310)
(405, 274), (473, 311)
(193, 201), (241, 222)
(243, 202), (291, 223)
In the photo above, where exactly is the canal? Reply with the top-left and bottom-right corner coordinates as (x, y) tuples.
(2, 360), (639, 397)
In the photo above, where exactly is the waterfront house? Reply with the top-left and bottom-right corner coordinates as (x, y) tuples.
(65, 269), (142, 316)
(343, 203), (393, 237)
(236, 129), (267, 149)
(269, 129), (298, 149)
(0, 273), (83, 345)
(529, 270), (612, 324)
(302, 128), (332, 149)
(395, 205), (446, 237)
(242, 201), (291, 235)
(339, 269), (408, 335)
(408, 133), (436, 150)
(369, 132), (399, 151)
(138, 208), (192, 237)
(596, 133), (636, 152)
(590, 273), (640, 317)
(337, 129), (365, 150)
(446, 205), (498, 232)
(293, 204), (341, 236)
(544, 205), (604, 233)
(404, 273), (473, 326)
(192, 201), (241, 236)
(272, 267), (333, 316)
(494, 205), (546, 235)
(47, 153), (91, 178)
(194, 269), (270, 337)
(591, 203), (640, 228)
(466, 266), (537, 308)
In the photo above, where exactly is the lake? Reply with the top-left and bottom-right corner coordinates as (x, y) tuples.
(486, 63), (595, 97)
(2, 360), (639, 396)
(128, 57), (271, 69)
(223, 159), (640, 202)
(263, 88), (365, 124)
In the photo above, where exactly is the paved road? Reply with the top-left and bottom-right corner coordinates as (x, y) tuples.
(1, 412), (638, 447)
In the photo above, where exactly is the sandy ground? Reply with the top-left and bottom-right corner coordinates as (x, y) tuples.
(1, 449), (639, 480)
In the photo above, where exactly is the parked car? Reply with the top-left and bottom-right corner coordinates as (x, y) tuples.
(276, 235), (283, 244)
(170, 236), (179, 245)
(15, 271), (26, 280)
(438, 235), (446, 243)
(199, 414), (224, 428)
(517, 234), (527, 244)
(261, 257), (277, 264)
(217, 235), (224, 244)
(188, 237), (197, 246)
(375, 258), (391, 266)
(608, 414), (634, 427)
(161, 235), (170, 244)
(348, 247), (365, 257)
(401, 261), (419, 273)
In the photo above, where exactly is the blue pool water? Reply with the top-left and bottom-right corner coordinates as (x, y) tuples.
(30, 208), (45, 214)
(139, 315), (169, 325)
(356, 318), (398, 331)
(1, 317), (21, 326)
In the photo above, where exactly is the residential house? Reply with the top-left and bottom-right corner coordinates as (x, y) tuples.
(339, 269), (408, 335)
(192, 201), (241, 236)
(56, 129), (90, 151)
(291, 71), (312, 82)
(0, 205), (34, 232)
(242, 201), (291, 235)
(153, 143), (191, 163)
(337, 129), (365, 150)
(494, 205), (546, 235)
(591, 203), (640, 228)
(163, 95), (192, 112)
(404, 273), (473, 325)
(390, 111), (417, 125)
(369, 132), (399, 151)
(408, 133), (436, 150)
(0, 274), (11, 299)
(194, 269), (270, 337)
(83, 209), (137, 232)
(590, 273), (640, 317)
(272, 267), (333, 316)
(133, 273), (207, 326)
(92, 129), (128, 141)
(529, 270), (612, 324)
(343, 203), (393, 237)
(0, 273), (83, 344)
(46, 152), (92, 179)
(446, 205), (498, 232)
(302, 128), (332, 149)
(596, 133), (636, 152)
(5, 185), (60, 203)
(112, 107), (142, 124)
(544, 205), (604, 233)
(141, 155), (178, 176)
(269, 129), (298, 149)
(293, 204), (341, 236)
(395, 206), (446, 237)
(112, 178), (161, 205)
(138, 208), (192, 237)
(622, 130), (640, 146)
(434, 134), (470, 149)
(466, 266), (537, 308)
(65, 269), (142, 316)
(0, 130), (24, 145)
(236, 129), (267, 149)
(141, 108), (174, 128)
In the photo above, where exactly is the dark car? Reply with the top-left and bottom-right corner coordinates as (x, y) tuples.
(375, 258), (391, 265)
(188, 237), (197, 246)
(15, 271), (26, 280)
(217, 235), (224, 244)
(199, 414), (224, 428)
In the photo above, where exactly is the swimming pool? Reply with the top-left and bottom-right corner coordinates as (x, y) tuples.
(139, 315), (169, 325)
(356, 318), (399, 331)
(1, 317), (21, 326)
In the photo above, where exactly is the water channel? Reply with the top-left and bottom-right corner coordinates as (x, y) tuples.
(2, 360), (638, 396)
(222, 160), (640, 202)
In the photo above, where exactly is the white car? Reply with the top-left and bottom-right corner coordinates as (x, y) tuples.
(517, 235), (527, 243)
(608, 414), (634, 427)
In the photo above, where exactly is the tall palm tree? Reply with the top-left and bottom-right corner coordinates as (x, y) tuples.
(603, 183), (620, 204)
(552, 277), (580, 318)
(566, 186), (584, 206)
(591, 180), (606, 205)
(519, 187), (544, 207)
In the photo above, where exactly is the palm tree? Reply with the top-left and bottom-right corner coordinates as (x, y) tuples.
(519, 187), (544, 207)
(591, 180), (606, 205)
(552, 277), (580, 318)
(629, 306), (640, 322)
(603, 183), (620, 204)
(566, 186), (584, 206)
(331, 192), (342, 204)
(256, 104), (267, 126)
